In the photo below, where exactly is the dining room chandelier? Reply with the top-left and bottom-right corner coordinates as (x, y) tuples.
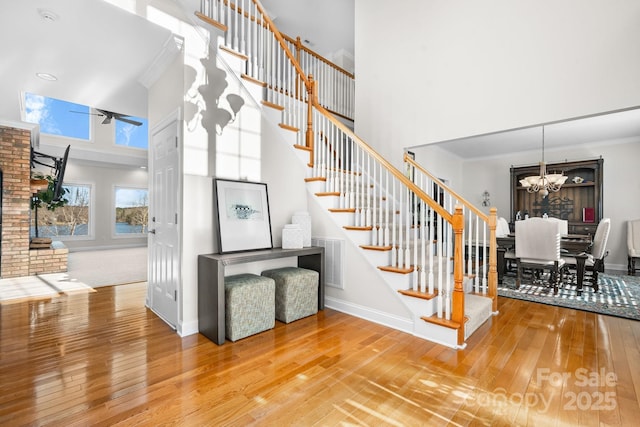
(519, 126), (567, 197)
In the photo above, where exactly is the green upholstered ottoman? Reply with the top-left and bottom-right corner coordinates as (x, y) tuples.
(224, 273), (275, 342)
(261, 267), (319, 323)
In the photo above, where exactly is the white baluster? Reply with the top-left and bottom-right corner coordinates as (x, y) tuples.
(404, 188), (411, 270)
(384, 170), (389, 246)
(240, 0), (246, 54)
(397, 183), (404, 268)
(391, 178), (397, 267)
(420, 199), (426, 293)
(475, 215), (480, 293)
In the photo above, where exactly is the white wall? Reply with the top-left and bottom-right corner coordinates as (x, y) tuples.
(35, 112), (149, 251)
(355, 0), (640, 169)
(456, 138), (640, 271)
(61, 161), (148, 250)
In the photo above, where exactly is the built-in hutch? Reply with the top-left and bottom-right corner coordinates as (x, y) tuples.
(510, 158), (603, 235)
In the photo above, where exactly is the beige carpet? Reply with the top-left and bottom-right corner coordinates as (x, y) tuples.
(66, 246), (148, 287)
(0, 246), (147, 304)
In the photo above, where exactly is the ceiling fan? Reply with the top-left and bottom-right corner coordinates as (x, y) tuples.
(70, 108), (143, 126)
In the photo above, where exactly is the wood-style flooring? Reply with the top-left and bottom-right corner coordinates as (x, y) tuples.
(1, 282), (639, 426)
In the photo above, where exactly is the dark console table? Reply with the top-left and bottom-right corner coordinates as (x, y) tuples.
(198, 246), (325, 345)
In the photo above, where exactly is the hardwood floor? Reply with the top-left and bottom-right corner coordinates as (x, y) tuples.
(1, 282), (639, 426)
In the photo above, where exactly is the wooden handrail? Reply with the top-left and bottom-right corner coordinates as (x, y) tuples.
(196, 0), (473, 344)
(313, 102), (452, 222)
(252, 1), (310, 88)
(198, 1), (353, 85)
(404, 153), (489, 223)
(280, 32), (355, 79)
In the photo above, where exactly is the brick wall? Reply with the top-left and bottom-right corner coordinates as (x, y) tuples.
(0, 126), (32, 278)
(1, 125), (69, 279)
(29, 241), (68, 275)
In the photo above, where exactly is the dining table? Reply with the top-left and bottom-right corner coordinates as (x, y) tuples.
(497, 233), (593, 295)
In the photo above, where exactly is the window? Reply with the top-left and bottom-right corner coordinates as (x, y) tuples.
(115, 117), (148, 149)
(114, 187), (148, 235)
(32, 184), (91, 238)
(23, 93), (90, 140)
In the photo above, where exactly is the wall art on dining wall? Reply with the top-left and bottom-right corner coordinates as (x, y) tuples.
(214, 178), (273, 253)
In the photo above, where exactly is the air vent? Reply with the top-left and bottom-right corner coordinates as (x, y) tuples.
(311, 237), (344, 289)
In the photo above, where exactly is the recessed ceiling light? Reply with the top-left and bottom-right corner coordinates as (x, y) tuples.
(38, 8), (59, 22)
(36, 72), (57, 81)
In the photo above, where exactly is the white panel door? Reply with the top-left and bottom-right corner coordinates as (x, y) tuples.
(148, 114), (180, 328)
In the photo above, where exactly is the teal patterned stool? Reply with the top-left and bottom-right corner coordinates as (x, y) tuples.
(224, 273), (275, 342)
(261, 267), (319, 323)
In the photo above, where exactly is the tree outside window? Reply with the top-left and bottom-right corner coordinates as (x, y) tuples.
(31, 184), (90, 237)
(115, 187), (148, 235)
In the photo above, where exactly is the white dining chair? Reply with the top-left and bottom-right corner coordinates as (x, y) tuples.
(563, 218), (611, 292)
(628, 219), (640, 276)
(515, 217), (565, 294)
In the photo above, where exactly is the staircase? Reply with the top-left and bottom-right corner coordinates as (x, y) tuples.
(192, 0), (498, 348)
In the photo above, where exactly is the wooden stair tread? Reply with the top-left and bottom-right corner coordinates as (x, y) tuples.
(241, 73), (267, 87)
(420, 315), (469, 330)
(398, 289), (437, 300)
(329, 208), (356, 213)
(305, 177), (326, 183)
(344, 225), (373, 231)
(360, 245), (393, 251)
(194, 11), (228, 32)
(221, 45), (248, 61)
(293, 144), (312, 152)
(261, 100), (284, 111)
(379, 265), (414, 274)
(279, 123), (299, 132)
(316, 191), (340, 197)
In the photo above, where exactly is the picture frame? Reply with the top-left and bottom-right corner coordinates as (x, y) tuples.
(214, 178), (273, 253)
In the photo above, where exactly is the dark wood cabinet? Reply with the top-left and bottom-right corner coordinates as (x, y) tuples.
(510, 158), (603, 235)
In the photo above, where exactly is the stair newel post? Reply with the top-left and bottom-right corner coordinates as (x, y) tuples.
(452, 205), (465, 346)
(488, 207), (498, 312)
(306, 74), (315, 166)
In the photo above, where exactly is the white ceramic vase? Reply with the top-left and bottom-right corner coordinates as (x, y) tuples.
(291, 211), (311, 247)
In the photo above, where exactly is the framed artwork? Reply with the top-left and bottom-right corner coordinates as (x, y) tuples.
(214, 178), (273, 253)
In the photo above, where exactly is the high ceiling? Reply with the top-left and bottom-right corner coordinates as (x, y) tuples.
(0, 0), (353, 125)
(2, 0), (636, 161)
(0, 0), (175, 122)
(260, 0), (354, 58)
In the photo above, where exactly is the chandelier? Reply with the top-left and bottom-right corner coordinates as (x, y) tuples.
(519, 126), (567, 197)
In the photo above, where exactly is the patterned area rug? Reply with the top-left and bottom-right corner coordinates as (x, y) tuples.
(498, 273), (640, 320)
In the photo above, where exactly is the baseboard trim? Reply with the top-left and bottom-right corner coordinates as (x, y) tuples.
(178, 320), (199, 337)
(325, 296), (413, 334)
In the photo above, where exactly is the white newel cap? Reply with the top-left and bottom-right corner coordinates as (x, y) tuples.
(291, 211), (312, 247)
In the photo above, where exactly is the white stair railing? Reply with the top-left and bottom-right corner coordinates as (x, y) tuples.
(406, 155), (498, 306)
(197, 0), (354, 121)
(196, 0), (475, 346)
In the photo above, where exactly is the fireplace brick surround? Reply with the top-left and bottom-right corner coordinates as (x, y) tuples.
(0, 125), (68, 278)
